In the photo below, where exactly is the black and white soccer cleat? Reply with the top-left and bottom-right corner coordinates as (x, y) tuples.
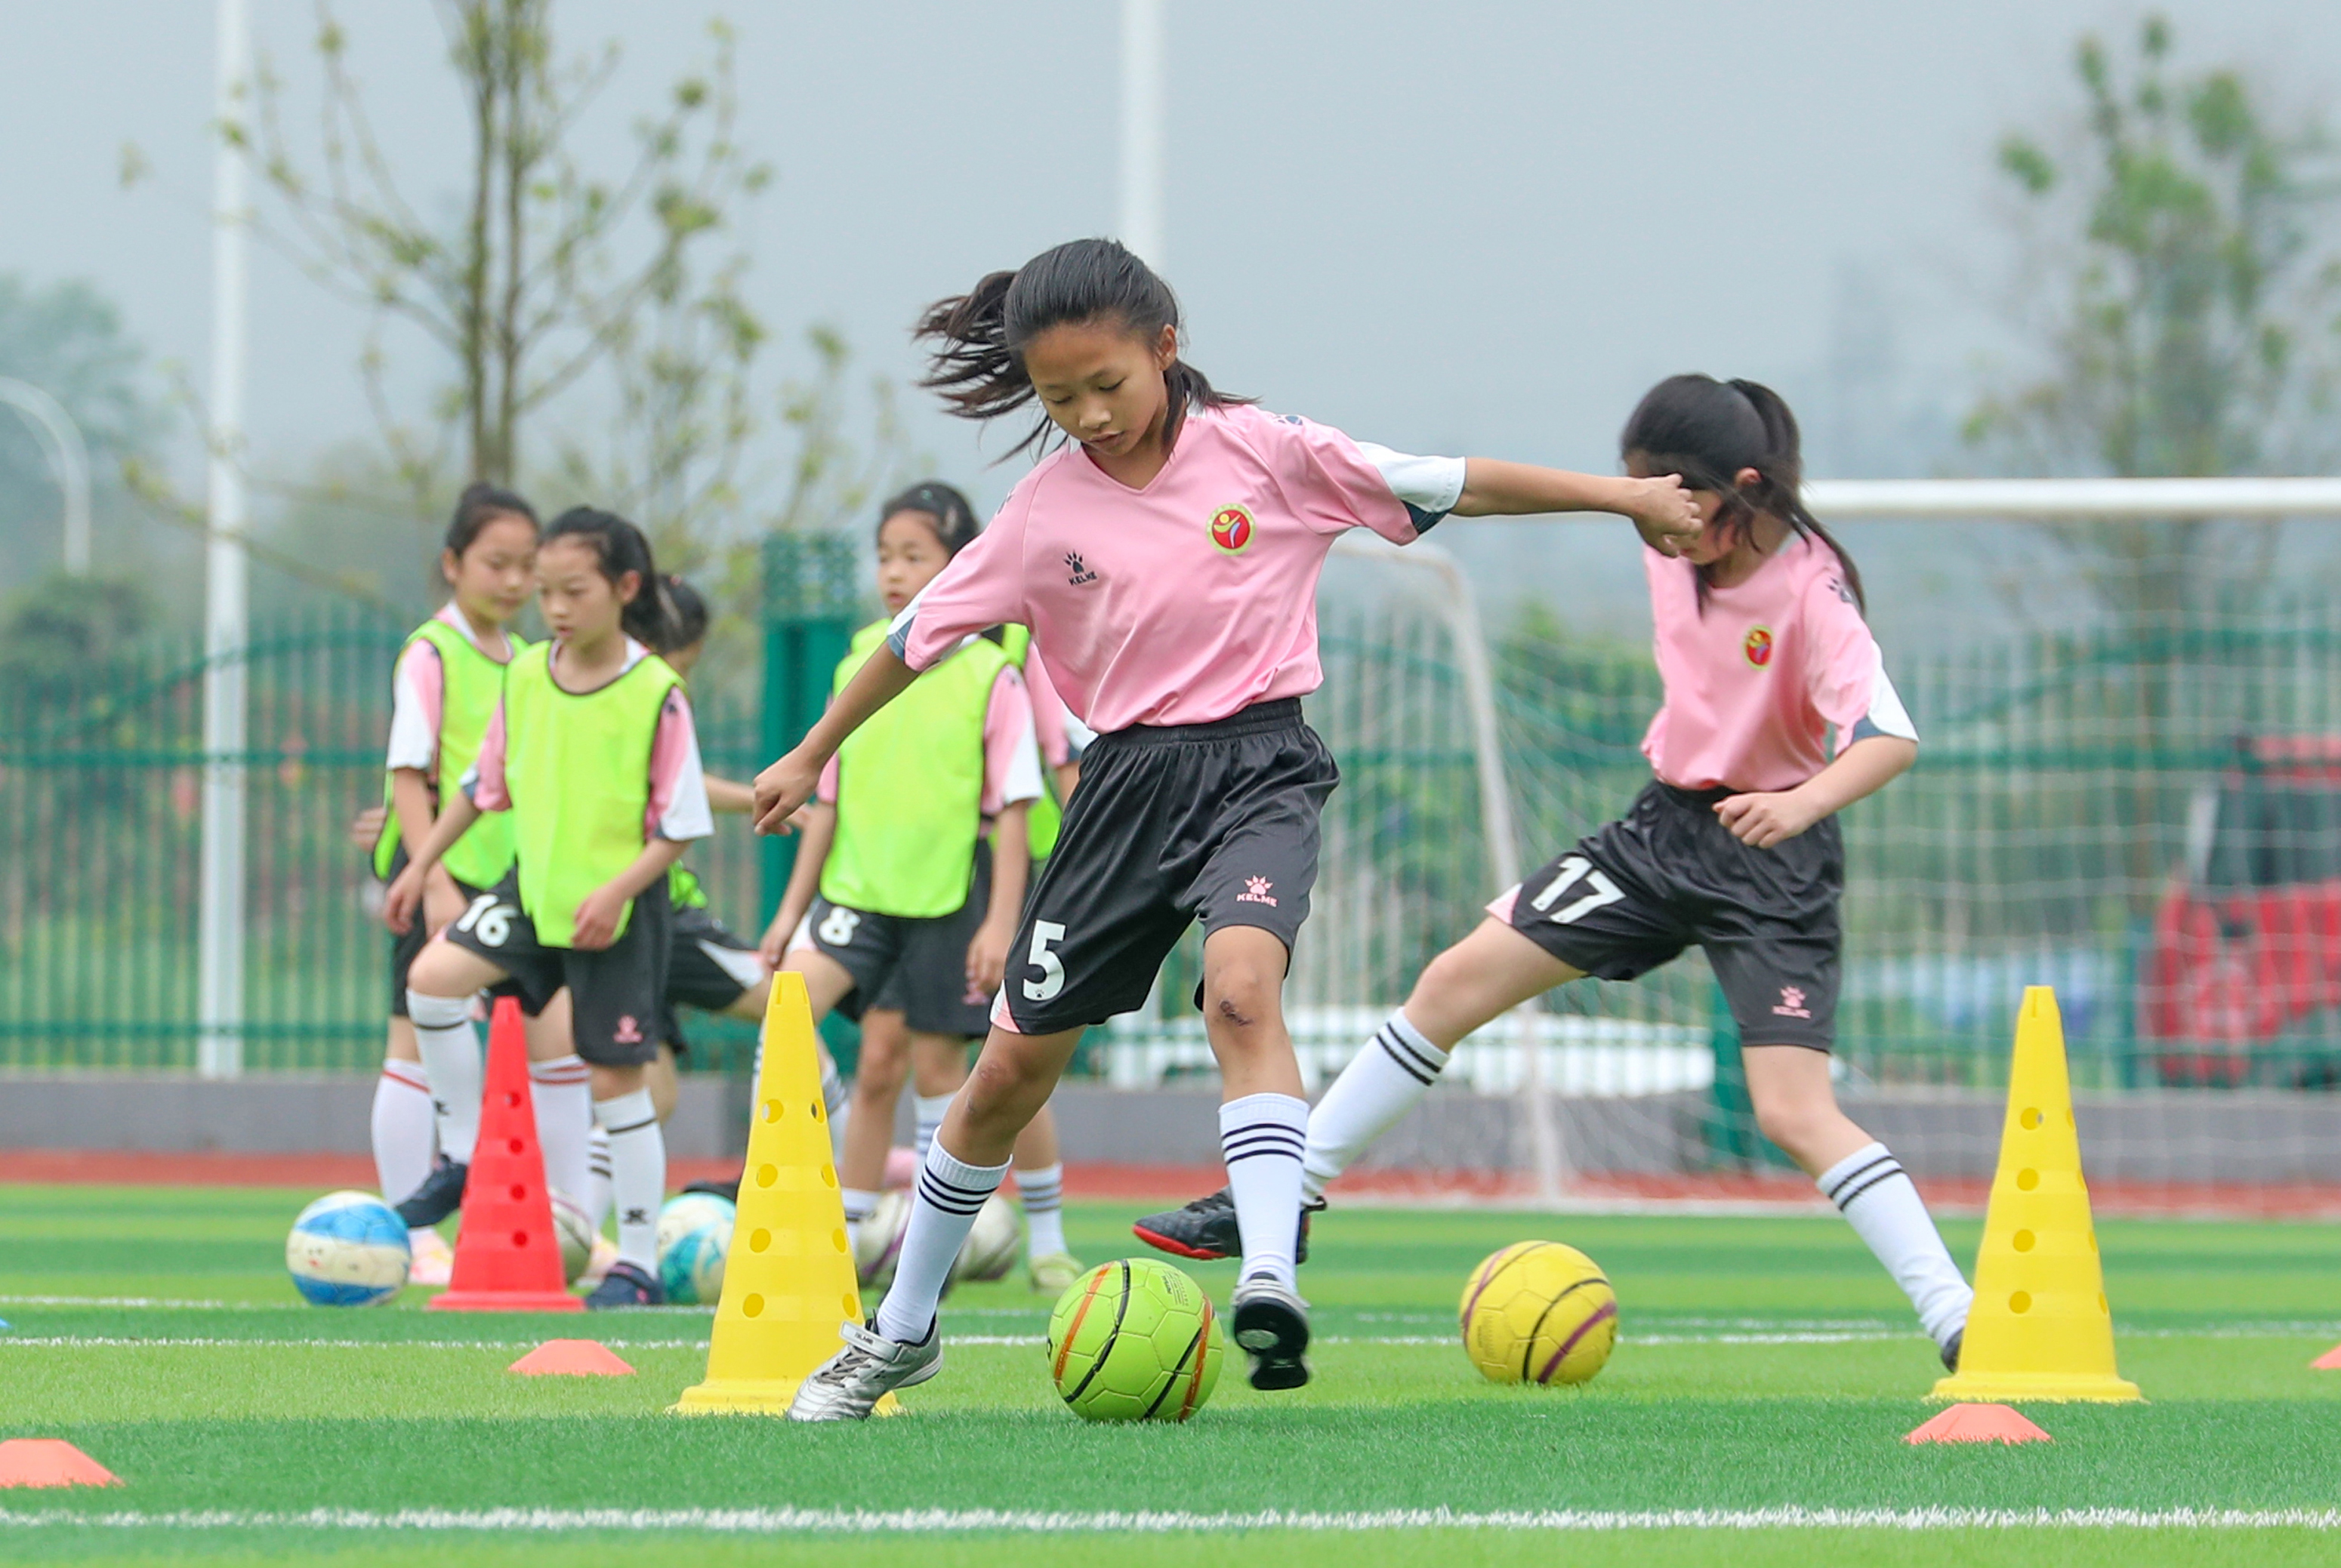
(393, 1159), (469, 1231)
(1131, 1186), (1320, 1265)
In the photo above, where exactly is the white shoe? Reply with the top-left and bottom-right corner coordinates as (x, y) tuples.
(1230, 1277), (1312, 1391)
(786, 1320), (942, 1422)
(407, 1226), (454, 1287)
(578, 1237), (621, 1293)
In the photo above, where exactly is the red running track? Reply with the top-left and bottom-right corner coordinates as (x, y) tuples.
(4, 1151), (2339, 1218)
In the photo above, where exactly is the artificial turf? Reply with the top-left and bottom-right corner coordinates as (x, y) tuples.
(3, 1182), (2339, 1566)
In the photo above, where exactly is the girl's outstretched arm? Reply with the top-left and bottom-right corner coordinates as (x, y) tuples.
(1714, 735), (1917, 850)
(1452, 461), (1703, 556)
(751, 646), (919, 833)
(760, 803), (837, 967)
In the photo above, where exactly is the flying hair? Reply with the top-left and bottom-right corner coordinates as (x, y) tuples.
(878, 480), (982, 557)
(444, 481), (538, 557)
(539, 507), (679, 649)
(655, 575), (710, 655)
(914, 237), (1248, 461)
(1618, 374), (1865, 615)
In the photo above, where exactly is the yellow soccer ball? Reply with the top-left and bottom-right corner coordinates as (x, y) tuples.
(1458, 1240), (1617, 1386)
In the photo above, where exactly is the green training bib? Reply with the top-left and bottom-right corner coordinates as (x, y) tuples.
(375, 615), (528, 890)
(501, 642), (682, 947)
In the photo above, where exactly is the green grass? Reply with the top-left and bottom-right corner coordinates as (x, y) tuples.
(3, 1183), (2339, 1567)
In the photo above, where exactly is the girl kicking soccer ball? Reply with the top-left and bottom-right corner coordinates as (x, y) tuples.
(758, 481), (1082, 1295)
(1137, 374), (1976, 1369)
(387, 509), (714, 1309)
(751, 238), (1699, 1417)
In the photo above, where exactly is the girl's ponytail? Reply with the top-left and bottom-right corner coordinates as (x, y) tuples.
(914, 238), (1246, 461)
(541, 507), (680, 649)
(1620, 373), (1864, 615)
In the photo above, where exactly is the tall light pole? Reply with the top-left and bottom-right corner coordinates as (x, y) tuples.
(1118, 0), (1165, 270)
(199, 0), (251, 1080)
(0, 378), (91, 575)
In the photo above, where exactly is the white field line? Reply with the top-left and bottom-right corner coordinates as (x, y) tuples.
(2, 1506), (2339, 1533)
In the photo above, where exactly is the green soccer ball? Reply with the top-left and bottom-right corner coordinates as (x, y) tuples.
(1045, 1258), (1223, 1422)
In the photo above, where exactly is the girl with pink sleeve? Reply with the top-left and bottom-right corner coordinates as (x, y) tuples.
(1143, 374), (1975, 1373)
(753, 238), (1701, 1416)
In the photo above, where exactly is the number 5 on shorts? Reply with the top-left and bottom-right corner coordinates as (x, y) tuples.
(1022, 920), (1067, 1002)
(1529, 855), (1624, 926)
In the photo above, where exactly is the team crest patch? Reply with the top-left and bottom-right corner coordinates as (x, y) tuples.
(1209, 504), (1256, 554)
(1743, 626), (1775, 667)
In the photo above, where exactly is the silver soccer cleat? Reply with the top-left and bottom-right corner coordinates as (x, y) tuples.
(785, 1319), (942, 1422)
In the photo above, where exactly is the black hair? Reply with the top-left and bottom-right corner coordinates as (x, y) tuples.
(915, 237), (1248, 461)
(655, 575), (710, 655)
(539, 507), (677, 648)
(877, 480), (982, 557)
(1618, 374), (1864, 614)
(444, 481), (538, 557)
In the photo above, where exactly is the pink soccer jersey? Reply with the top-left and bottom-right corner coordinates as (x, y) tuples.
(1639, 531), (1917, 794)
(888, 404), (1466, 734)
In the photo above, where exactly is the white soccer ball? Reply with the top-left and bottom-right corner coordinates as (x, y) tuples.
(951, 1192), (1023, 1286)
(549, 1190), (596, 1286)
(855, 1188), (912, 1291)
(287, 1191), (411, 1307)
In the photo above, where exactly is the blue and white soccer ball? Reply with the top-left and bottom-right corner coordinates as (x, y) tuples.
(286, 1191), (412, 1306)
(655, 1192), (734, 1306)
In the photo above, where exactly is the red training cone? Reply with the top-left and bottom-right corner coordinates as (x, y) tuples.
(2312, 1344), (2341, 1370)
(428, 997), (581, 1313)
(509, 1339), (635, 1376)
(1904, 1403), (2053, 1445)
(0, 1439), (119, 1488)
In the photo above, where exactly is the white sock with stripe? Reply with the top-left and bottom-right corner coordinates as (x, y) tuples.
(371, 1060), (436, 1205)
(1014, 1162), (1066, 1259)
(874, 1138), (1006, 1343)
(820, 1046), (850, 1154)
(1817, 1141), (1974, 1349)
(585, 1126), (613, 1232)
(528, 1054), (594, 1208)
(841, 1188), (880, 1253)
(405, 991), (483, 1164)
(593, 1089), (665, 1277)
(913, 1093), (955, 1162)
(1301, 1009), (1449, 1202)
(1221, 1092), (1309, 1289)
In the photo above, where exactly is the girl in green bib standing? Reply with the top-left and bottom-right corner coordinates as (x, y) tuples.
(369, 483), (538, 1283)
(387, 509), (714, 1309)
(763, 482), (1082, 1292)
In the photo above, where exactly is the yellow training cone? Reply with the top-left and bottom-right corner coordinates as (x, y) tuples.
(673, 972), (899, 1415)
(1932, 986), (2140, 1403)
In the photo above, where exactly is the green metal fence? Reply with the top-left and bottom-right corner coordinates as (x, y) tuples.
(8, 546), (2339, 1096)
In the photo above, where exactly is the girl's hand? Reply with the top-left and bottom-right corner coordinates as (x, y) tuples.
(758, 909), (803, 970)
(383, 863), (428, 935)
(351, 805), (387, 852)
(1715, 789), (1823, 849)
(1624, 474), (1704, 558)
(422, 867), (468, 937)
(752, 750), (822, 836)
(966, 915), (1013, 998)
(572, 884), (629, 950)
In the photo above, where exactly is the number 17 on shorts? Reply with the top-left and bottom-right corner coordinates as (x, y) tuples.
(1529, 856), (1624, 925)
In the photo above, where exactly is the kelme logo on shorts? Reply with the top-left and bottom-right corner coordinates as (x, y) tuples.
(1209, 503), (1255, 554)
(1743, 626), (1775, 667)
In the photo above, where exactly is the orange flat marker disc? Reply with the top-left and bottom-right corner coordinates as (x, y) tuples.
(2312, 1343), (2341, 1371)
(1905, 1403), (2052, 1445)
(507, 1338), (636, 1376)
(0, 1439), (121, 1488)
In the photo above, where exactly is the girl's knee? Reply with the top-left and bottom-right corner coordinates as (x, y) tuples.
(1201, 963), (1282, 1034)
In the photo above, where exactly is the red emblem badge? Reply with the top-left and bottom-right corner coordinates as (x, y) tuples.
(1210, 504), (1255, 554)
(1744, 626), (1774, 667)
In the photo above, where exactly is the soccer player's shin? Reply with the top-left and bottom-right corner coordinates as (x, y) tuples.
(1818, 1141), (1973, 1350)
(405, 992), (483, 1163)
(1303, 1009), (1448, 1201)
(874, 1139), (1006, 1343)
(528, 1054), (594, 1205)
(1220, 1092), (1309, 1288)
(370, 1060), (435, 1205)
(593, 1088), (665, 1276)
